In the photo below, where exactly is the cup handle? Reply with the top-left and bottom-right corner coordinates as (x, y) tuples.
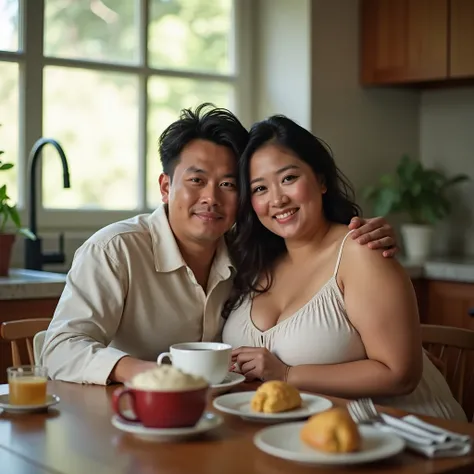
(112, 387), (139, 423)
(157, 352), (172, 365)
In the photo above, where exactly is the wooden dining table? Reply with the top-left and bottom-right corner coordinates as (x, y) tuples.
(1, 381), (474, 474)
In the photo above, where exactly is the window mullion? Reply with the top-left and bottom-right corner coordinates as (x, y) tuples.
(139, 0), (148, 67)
(21, 0), (45, 211)
(138, 0), (149, 210)
(138, 75), (148, 211)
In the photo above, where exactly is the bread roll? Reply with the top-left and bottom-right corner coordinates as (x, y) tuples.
(251, 381), (302, 413)
(300, 407), (361, 453)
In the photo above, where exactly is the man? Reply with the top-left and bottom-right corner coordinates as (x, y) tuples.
(41, 104), (397, 384)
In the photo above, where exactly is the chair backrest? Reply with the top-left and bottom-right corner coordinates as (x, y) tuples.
(0, 318), (52, 366)
(33, 330), (47, 364)
(421, 324), (474, 410)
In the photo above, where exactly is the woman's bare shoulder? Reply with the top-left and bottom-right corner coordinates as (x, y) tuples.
(341, 233), (406, 279)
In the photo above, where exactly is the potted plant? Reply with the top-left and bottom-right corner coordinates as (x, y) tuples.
(363, 155), (470, 262)
(0, 151), (36, 276)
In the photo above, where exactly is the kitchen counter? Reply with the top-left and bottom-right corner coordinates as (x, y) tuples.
(0, 268), (67, 300)
(400, 256), (474, 283)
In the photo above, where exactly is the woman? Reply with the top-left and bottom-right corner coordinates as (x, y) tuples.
(222, 115), (465, 421)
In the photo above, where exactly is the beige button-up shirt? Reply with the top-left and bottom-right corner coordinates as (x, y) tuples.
(41, 205), (234, 385)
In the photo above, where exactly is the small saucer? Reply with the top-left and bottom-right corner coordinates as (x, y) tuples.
(213, 391), (333, 422)
(111, 411), (223, 442)
(0, 394), (60, 414)
(210, 372), (246, 395)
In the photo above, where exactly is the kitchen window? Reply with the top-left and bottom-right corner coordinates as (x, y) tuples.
(0, 0), (252, 230)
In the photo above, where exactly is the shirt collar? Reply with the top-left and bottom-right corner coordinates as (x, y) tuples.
(211, 236), (235, 280)
(148, 204), (235, 278)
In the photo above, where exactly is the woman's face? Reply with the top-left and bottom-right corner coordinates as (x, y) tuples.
(249, 143), (327, 241)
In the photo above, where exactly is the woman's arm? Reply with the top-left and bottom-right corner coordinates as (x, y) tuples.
(286, 240), (423, 398)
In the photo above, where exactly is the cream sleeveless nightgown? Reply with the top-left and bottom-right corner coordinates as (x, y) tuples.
(223, 232), (466, 421)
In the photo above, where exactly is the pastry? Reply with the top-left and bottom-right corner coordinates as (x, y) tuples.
(251, 380), (302, 413)
(300, 407), (361, 453)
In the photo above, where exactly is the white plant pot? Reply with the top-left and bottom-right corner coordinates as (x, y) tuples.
(401, 224), (434, 263)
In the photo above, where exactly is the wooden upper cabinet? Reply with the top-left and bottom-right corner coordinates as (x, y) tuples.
(361, 0), (448, 85)
(449, 0), (474, 78)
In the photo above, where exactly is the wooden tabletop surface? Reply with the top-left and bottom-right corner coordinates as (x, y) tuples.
(0, 381), (474, 474)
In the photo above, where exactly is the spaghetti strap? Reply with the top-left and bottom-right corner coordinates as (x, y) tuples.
(333, 230), (355, 277)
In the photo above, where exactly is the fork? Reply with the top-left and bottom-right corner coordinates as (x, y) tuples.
(347, 398), (383, 424)
(347, 398), (443, 446)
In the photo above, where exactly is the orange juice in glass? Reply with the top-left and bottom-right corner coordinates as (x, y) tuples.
(7, 366), (48, 406)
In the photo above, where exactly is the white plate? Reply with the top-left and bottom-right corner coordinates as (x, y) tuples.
(0, 394), (60, 414)
(211, 372), (246, 395)
(111, 411), (223, 442)
(212, 391), (333, 422)
(254, 423), (405, 465)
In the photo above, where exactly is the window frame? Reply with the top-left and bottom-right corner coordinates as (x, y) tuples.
(0, 0), (253, 230)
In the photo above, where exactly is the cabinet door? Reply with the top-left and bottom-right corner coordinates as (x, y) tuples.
(426, 281), (474, 328)
(361, 0), (448, 84)
(449, 0), (474, 78)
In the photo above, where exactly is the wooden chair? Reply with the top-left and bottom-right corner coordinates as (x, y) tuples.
(0, 318), (52, 366)
(33, 330), (47, 364)
(421, 324), (474, 415)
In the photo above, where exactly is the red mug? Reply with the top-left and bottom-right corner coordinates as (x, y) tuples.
(112, 385), (209, 428)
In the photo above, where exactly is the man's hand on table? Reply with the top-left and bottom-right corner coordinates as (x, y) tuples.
(109, 356), (157, 384)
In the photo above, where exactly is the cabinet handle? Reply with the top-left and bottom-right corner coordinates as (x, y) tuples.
(469, 308), (474, 317)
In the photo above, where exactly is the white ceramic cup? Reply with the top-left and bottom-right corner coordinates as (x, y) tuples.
(157, 342), (231, 385)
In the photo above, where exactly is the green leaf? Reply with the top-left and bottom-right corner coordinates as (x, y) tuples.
(362, 185), (376, 200)
(0, 163), (13, 171)
(373, 187), (400, 216)
(0, 211), (7, 232)
(410, 181), (422, 196)
(397, 155), (419, 183)
(18, 228), (37, 240)
(379, 174), (396, 187)
(420, 205), (440, 225)
(6, 205), (22, 228)
(444, 174), (470, 187)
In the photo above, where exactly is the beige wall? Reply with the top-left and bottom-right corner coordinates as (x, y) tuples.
(310, 0), (420, 207)
(420, 88), (474, 256)
(253, 0), (312, 128)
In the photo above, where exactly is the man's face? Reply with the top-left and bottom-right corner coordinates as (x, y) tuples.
(159, 139), (238, 246)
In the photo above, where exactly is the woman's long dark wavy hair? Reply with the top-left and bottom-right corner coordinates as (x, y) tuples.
(222, 115), (361, 319)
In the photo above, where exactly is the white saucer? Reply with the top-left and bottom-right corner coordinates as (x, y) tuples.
(254, 423), (405, 465)
(111, 411), (224, 441)
(0, 394), (60, 414)
(213, 391), (333, 422)
(210, 372), (246, 395)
